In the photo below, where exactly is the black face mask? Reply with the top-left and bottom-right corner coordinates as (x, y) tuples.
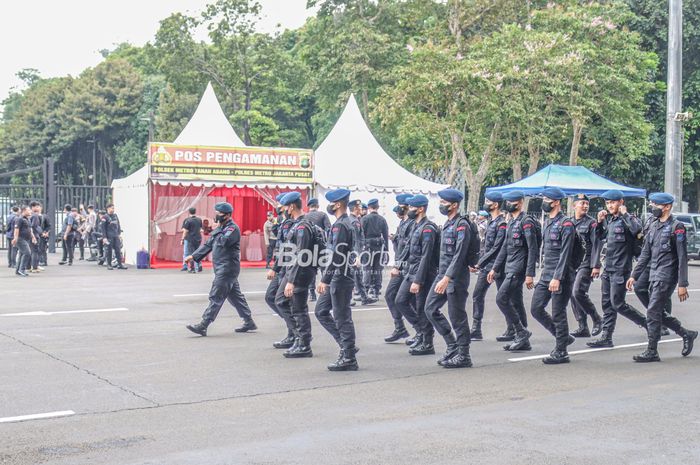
(541, 201), (553, 213)
(215, 214), (226, 223)
(397, 206), (408, 216)
(276, 207), (283, 216)
(505, 202), (518, 213)
(326, 204), (336, 215)
(483, 203), (494, 212)
(651, 207), (663, 218)
(439, 205), (450, 216)
(407, 209), (418, 220)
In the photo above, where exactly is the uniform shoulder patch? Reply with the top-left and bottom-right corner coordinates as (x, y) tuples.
(563, 221), (574, 227)
(456, 225), (466, 231)
(522, 223), (533, 229)
(499, 224), (507, 230)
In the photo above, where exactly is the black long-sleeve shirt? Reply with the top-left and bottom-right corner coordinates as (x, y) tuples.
(394, 218), (415, 270)
(541, 212), (576, 282)
(492, 213), (539, 278)
(192, 219), (241, 278)
(632, 215), (689, 287)
(477, 214), (506, 271)
(305, 210), (331, 234)
(439, 215), (470, 281)
(406, 217), (439, 285)
(321, 214), (354, 284)
(361, 212), (389, 251)
(573, 214), (602, 270)
(598, 212), (641, 273)
(284, 216), (316, 287)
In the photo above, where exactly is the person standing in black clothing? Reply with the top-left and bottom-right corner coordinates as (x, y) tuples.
(59, 204), (76, 266)
(5, 206), (19, 268)
(96, 210), (107, 265)
(487, 190), (538, 351)
(39, 205), (50, 267)
(627, 192), (697, 362)
(185, 202), (257, 336)
(29, 201), (44, 273)
(103, 203), (127, 270)
(424, 188), (473, 368)
(569, 194), (604, 338)
(361, 198), (389, 299)
(587, 190), (647, 348)
(304, 197), (331, 301)
(384, 194), (414, 343)
(275, 192), (317, 358)
(470, 192), (507, 341)
(348, 199), (375, 306)
(393, 195), (440, 356)
(12, 206), (36, 277)
(181, 207), (203, 273)
(315, 188), (359, 371)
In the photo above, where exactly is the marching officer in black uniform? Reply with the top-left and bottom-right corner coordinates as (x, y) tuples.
(627, 193), (697, 362)
(587, 190), (647, 348)
(348, 199), (376, 306)
(569, 194), (604, 337)
(305, 197), (331, 302)
(315, 189), (359, 371)
(384, 194), (414, 342)
(102, 204), (128, 270)
(393, 194), (440, 356)
(424, 188), (473, 368)
(186, 202), (257, 337)
(265, 193), (298, 349)
(470, 191), (507, 341)
(529, 188), (579, 364)
(361, 198), (389, 299)
(275, 192), (317, 358)
(487, 190), (538, 351)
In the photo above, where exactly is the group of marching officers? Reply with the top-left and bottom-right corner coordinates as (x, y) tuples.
(185, 186), (696, 371)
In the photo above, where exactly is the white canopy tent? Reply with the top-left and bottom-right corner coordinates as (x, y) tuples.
(314, 95), (449, 261)
(112, 82), (248, 264)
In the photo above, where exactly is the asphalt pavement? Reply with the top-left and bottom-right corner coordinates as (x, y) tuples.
(1, 253), (699, 464)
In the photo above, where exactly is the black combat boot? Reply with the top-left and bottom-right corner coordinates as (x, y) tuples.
(591, 316), (603, 337)
(437, 333), (458, 366)
(542, 349), (570, 365)
(284, 338), (313, 358)
(384, 327), (410, 343)
(327, 349), (359, 371)
(409, 332), (435, 356)
(587, 330), (613, 348)
(273, 333), (296, 349)
(682, 330), (698, 357)
(442, 347), (473, 368)
(235, 320), (258, 333)
(405, 332), (422, 347)
(633, 347), (660, 363)
(505, 325), (532, 351)
(496, 326), (515, 342)
(361, 295), (378, 305)
(570, 320), (591, 338)
(186, 320), (209, 337)
(470, 319), (483, 341)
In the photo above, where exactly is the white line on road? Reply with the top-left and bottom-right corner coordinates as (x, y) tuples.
(0, 410), (75, 424)
(1, 308), (129, 317)
(508, 338), (683, 362)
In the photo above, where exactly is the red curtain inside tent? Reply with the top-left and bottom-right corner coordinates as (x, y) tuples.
(149, 184), (308, 268)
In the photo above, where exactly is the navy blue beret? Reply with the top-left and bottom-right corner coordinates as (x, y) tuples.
(503, 190), (525, 201)
(601, 190), (624, 201)
(361, 203), (368, 209)
(348, 199), (362, 208)
(438, 188), (464, 203)
(280, 192), (301, 206)
(573, 193), (590, 202)
(367, 198), (379, 207)
(392, 205), (401, 213)
(485, 192), (503, 202)
(407, 194), (429, 207)
(307, 197), (318, 207)
(325, 188), (351, 203)
(649, 192), (674, 205)
(396, 193), (411, 205)
(215, 202), (233, 214)
(275, 193), (286, 202)
(542, 187), (566, 201)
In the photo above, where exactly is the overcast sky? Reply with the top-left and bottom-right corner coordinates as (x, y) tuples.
(0, 0), (315, 104)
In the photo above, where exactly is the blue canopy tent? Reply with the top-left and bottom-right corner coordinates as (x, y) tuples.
(485, 164), (646, 198)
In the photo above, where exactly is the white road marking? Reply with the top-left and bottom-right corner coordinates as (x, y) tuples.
(508, 338), (683, 362)
(1, 308), (128, 317)
(0, 410), (75, 424)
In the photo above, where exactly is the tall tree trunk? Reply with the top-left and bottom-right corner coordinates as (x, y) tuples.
(526, 139), (540, 176)
(569, 118), (583, 166)
(447, 0), (462, 49)
(453, 123), (500, 213)
(361, 87), (369, 122)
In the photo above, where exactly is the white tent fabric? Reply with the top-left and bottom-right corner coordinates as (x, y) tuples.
(314, 94), (450, 264)
(174, 82), (246, 147)
(111, 165), (149, 264)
